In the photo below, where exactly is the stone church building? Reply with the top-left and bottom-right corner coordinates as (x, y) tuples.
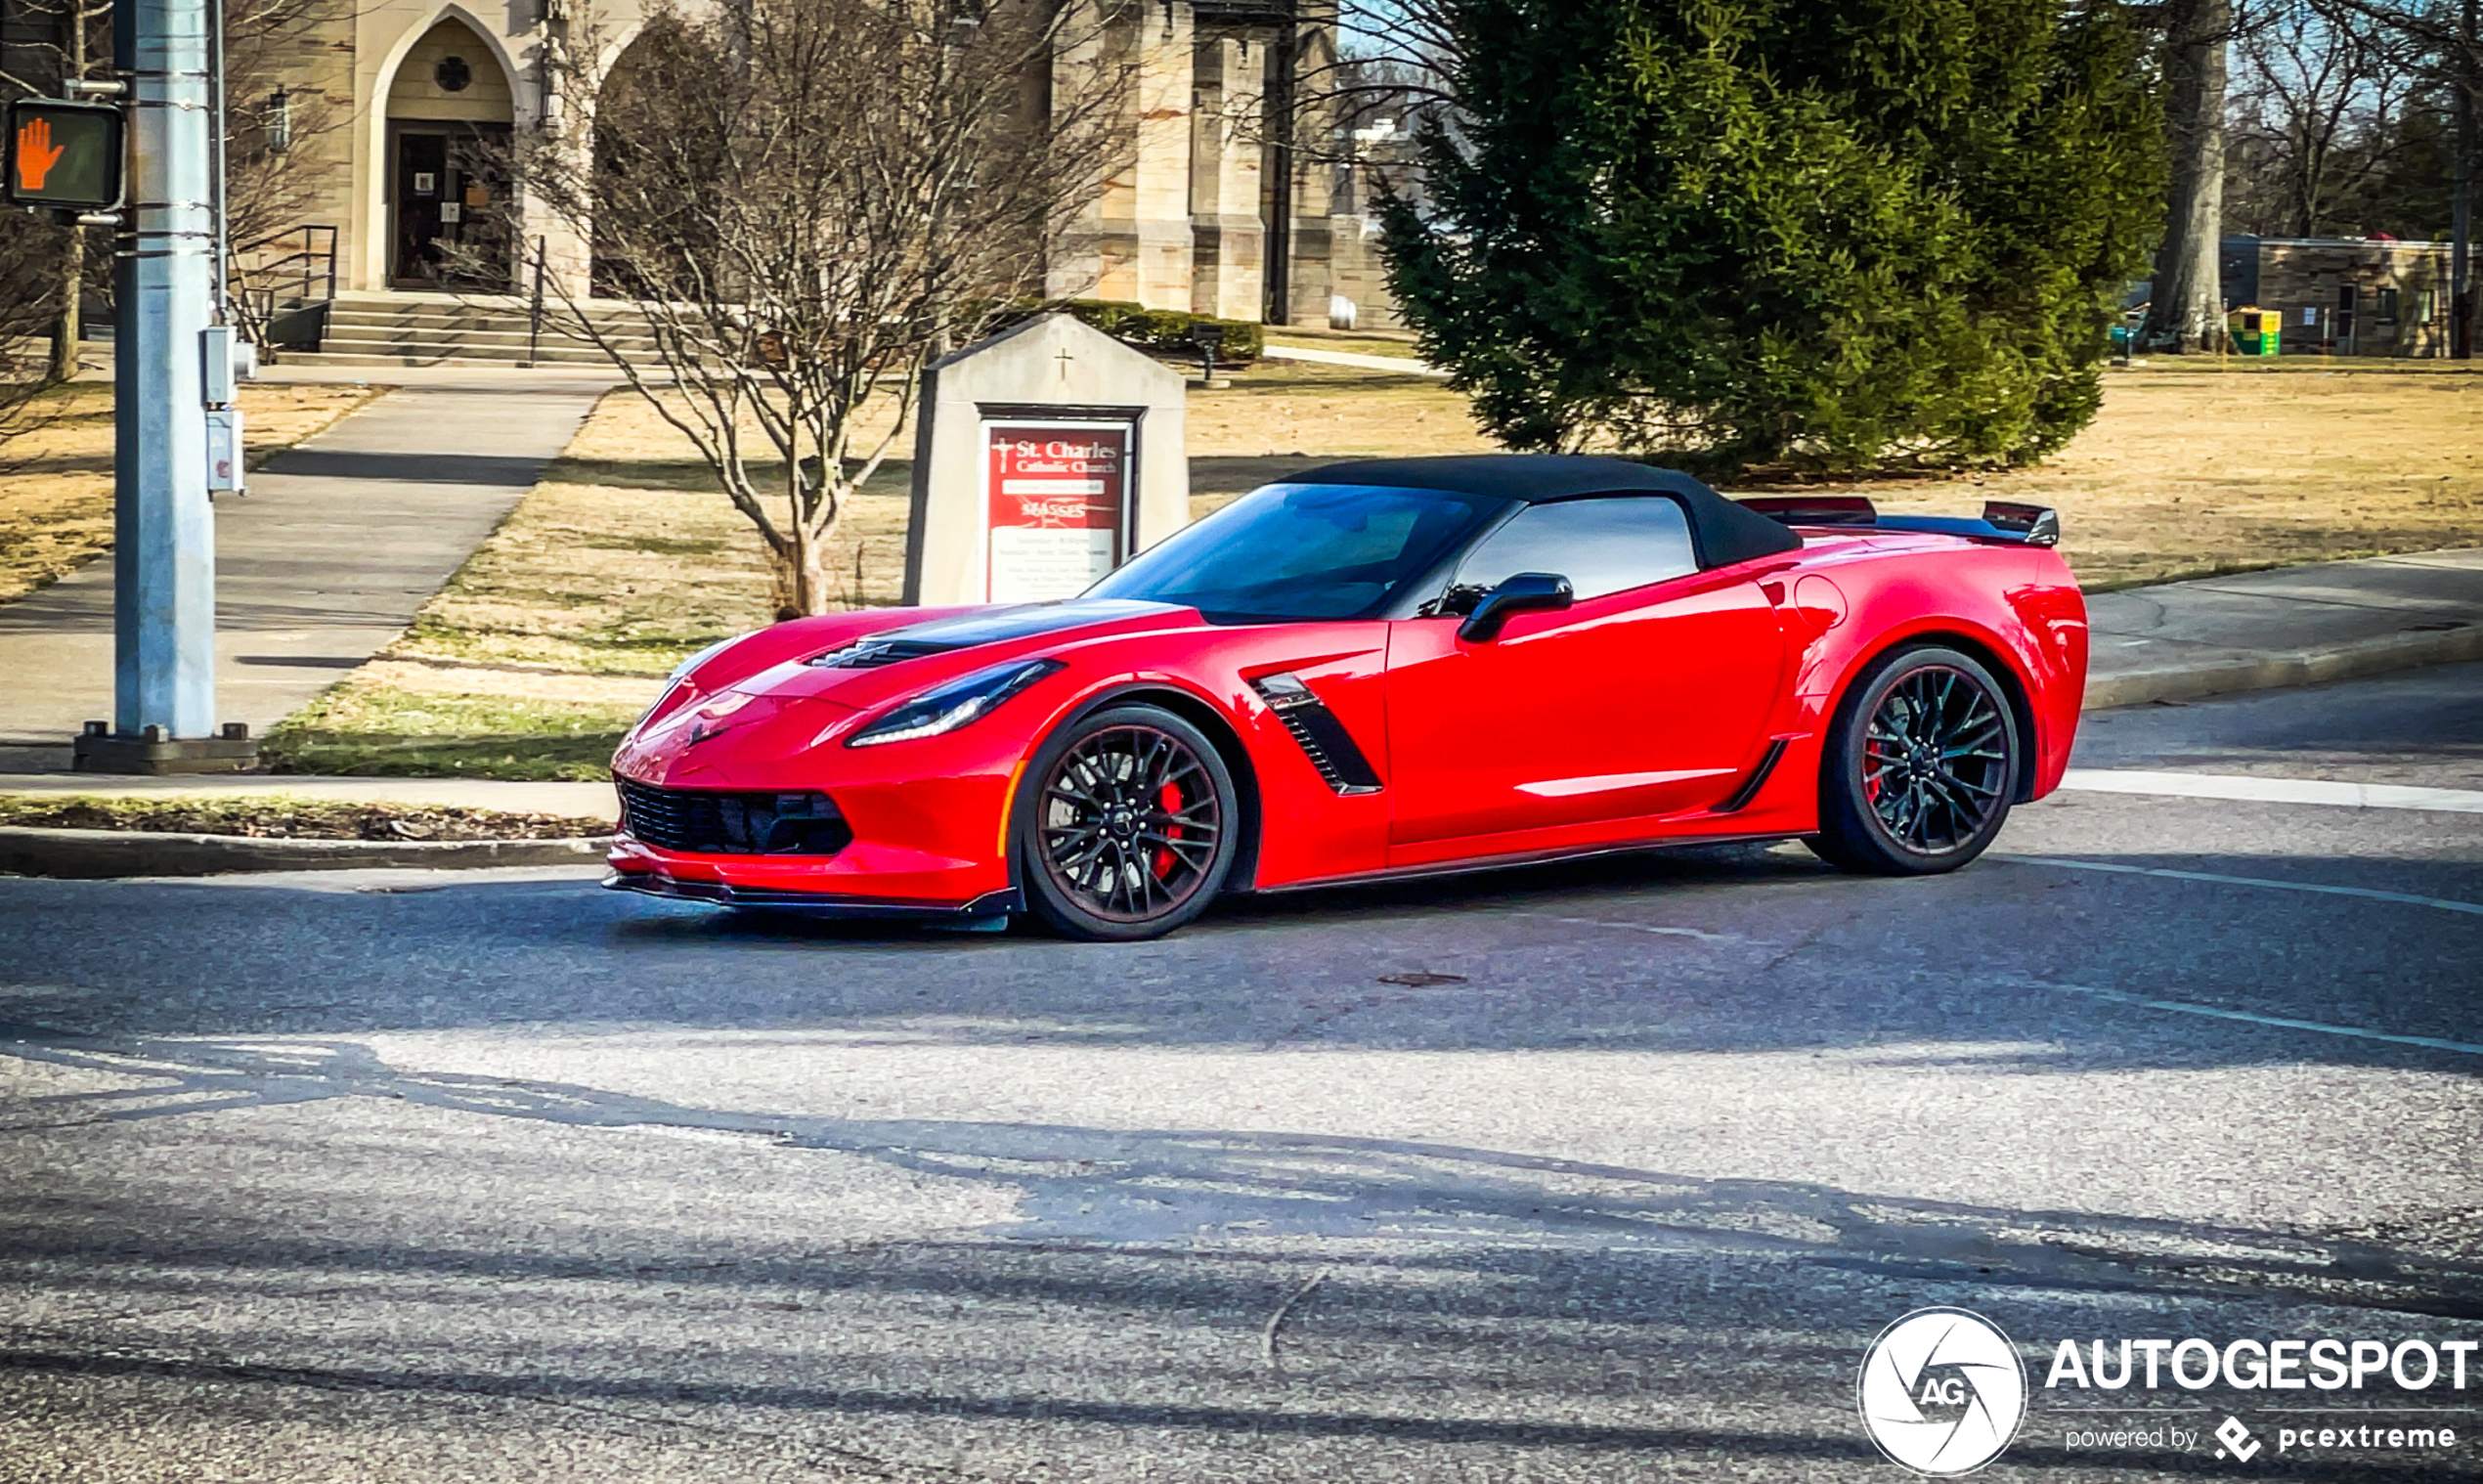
(232, 0), (1395, 337)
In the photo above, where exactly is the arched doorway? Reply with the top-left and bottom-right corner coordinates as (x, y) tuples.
(384, 17), (516, 288)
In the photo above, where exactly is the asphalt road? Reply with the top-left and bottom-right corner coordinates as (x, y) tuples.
(3, 667), (2479, 1482)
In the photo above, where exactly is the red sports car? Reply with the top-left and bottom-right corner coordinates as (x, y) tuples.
(607, 456), (2087, 939)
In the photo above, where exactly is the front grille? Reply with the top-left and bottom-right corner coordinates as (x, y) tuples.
(807, 637), (960, 670)
(616, 779), (853, 855)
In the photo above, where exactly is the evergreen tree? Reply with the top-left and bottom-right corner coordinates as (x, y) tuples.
(1381, 0), (2165, 471)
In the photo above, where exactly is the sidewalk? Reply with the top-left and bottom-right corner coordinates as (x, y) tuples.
(0, 375), (610, 771)
(0, 773), (619, 820)
(2083, 547), (2483, 708)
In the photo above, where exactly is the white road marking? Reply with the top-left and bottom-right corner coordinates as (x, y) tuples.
(1998, 854), (2483, 918)
(2060, 767), (2483, 813)
(2018, 978), (2483, 1058)
(1259, 344), (1451, 377)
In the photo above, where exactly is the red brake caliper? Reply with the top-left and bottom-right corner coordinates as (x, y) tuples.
(1153, 781), (1183, 878)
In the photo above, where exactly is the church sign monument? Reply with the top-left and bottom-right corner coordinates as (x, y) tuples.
(983, 420), (1133, 603)
(904, 315), (1189, 607)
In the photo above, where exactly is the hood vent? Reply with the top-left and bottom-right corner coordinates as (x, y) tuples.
(807, 637), (961, 670)
(804, 600), (1185, 672)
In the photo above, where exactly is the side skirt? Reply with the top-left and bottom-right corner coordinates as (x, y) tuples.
(1252, 829), (1797, 896)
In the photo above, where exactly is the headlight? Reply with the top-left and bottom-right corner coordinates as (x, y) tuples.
(847, 659), (1064, 748)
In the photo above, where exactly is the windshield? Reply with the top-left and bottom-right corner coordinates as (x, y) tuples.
(1085, 483), (1511, 622)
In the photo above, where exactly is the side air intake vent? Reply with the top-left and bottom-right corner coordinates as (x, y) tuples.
(1250, 673), (1382, 795)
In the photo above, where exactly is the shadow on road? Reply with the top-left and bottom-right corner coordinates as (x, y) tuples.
(5, 1027), (2477, 1322)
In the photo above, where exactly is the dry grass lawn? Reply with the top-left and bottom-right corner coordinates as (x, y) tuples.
(0, 381), (379, 604)
(272, 356), (2480, 777)
(1772, 361), (2483, 589)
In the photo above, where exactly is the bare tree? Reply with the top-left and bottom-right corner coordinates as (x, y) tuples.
(1213, 2), (1458, 214)
(1, 0), (109, 383)
(2144, 0), (2240, 352)
(0, 211), (73, 459)
(1326, 0), (1459, 134)
(2328, 0), (2479, 355)
(523, 0), (1125, 618)
(2228, 0), (2418, 235)
(219, 0), (355, 346)
(3, 0), (351, 359)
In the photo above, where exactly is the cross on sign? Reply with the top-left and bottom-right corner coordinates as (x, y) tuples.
(1055, 346), (1075, 383)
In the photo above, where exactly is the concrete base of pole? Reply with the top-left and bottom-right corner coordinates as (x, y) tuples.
(72, 721), (261, 775)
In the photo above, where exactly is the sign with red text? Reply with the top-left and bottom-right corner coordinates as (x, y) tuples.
(984, 421), (1131, 603)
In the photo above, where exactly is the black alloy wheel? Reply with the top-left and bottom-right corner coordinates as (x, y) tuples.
(1016, 704), (1240, 940)
(1808, 645), (2020, 875)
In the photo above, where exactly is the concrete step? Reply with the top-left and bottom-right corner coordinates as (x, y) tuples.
(328, 295), (657, 328)
(322, 325), (660, 352)
(306, 293), (677, 367)
(275, 346), (658, 370)
(320, 326), (663, 356)
(325, 306), (658, 333)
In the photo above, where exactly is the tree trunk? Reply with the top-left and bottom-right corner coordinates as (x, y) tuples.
(2455, 0), (2476, 360)
(50, 0), (88, 385)
(2145, 0), (2231, 354)
(768, 461), (839, 618)
(49, 232), (83, 385)
(767, 540), (835, 620)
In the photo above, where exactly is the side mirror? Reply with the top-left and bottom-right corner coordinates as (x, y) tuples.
(1457, 572), (1573, 643)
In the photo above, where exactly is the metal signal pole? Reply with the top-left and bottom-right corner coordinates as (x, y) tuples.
(80, 0), (249, 770)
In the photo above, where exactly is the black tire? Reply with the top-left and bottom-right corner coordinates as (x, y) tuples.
(1807, 645), (2021, 876)
(1013, 704), (1241, 941)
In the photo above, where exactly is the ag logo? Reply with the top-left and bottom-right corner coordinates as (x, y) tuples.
(1857, 1307), (2027, 1475)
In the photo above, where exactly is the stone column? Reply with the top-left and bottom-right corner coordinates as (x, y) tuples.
(1045, 0), (1116, 301)
(1188, 32), (1264, 321)
(522, 25), (594, 303)
(1127, 1), (1196, 310)
(1277, 9), (1336, 327)
(1047, 1), (1194, 309)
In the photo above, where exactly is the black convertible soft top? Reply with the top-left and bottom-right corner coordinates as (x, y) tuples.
(1284, 454), (1803, 572)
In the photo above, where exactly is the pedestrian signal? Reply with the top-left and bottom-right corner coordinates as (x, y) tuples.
(8, 99), (123, 211)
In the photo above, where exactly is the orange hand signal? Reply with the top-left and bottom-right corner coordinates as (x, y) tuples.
(17, 115), (65, 192)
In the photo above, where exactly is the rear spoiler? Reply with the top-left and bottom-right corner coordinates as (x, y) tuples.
(1736, 495), (2060, 547)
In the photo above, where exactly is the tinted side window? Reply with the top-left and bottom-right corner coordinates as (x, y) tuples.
(1452, 497), (1698, 600)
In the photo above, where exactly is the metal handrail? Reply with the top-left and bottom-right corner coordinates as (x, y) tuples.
(523, 237), (547, 367)
(233, 224), (338, 309)
(229, 224), (339, 352)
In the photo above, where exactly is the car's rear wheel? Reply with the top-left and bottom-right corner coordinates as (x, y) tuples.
(1015, 704), (1239, 941)
(1808, 645), (2020, 875)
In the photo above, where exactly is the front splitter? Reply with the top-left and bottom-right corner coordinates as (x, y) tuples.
(602, 871), (1021, 922)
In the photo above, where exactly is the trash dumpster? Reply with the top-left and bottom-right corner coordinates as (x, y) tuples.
(2227, 307), (2282, 356)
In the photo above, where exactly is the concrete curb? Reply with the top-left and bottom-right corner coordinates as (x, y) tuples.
(2082, 621), (2483, 711)
(0, 826), (611, 880)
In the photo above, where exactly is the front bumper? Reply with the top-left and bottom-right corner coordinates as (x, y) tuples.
(607, 689), (1029, 908)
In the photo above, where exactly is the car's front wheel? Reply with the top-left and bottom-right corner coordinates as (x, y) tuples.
(1015, 704), (1240, 940)
(1808, 645), (2020, 875)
